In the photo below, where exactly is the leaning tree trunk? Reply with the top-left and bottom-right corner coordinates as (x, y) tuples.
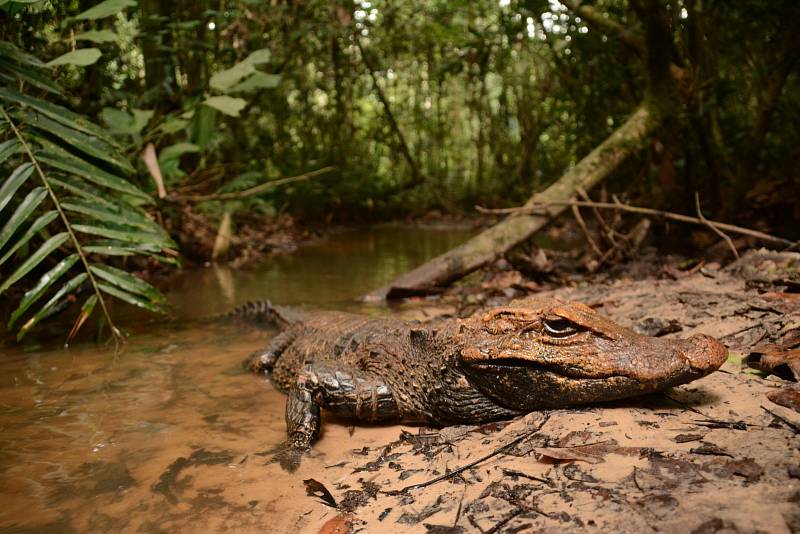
(364, 103), (658, 301)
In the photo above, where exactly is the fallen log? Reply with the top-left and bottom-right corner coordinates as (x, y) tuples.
(364, 103), (658, 301)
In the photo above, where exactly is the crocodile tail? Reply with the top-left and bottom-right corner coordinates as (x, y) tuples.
(219, 300), (295, 326)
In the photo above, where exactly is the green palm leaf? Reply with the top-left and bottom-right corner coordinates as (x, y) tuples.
(8, 253), (78, 328)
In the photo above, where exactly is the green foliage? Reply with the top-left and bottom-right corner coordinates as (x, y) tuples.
(0, 40), (174, 341)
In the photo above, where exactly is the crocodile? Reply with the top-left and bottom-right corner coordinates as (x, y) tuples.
(238, 298), (727, 461)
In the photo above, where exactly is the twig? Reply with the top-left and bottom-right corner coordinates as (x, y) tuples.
(577, 186), (617, 246)
(167, 166), (335, 202)
(695, 192), (738, 259)
(396, 414), (550, 493)
(571, 203), (604, 257)
(476, 199), (795, 248)
(761, 405), (800, 434)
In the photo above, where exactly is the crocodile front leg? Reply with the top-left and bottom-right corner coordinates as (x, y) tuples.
(286, 363), (402, 450)
(248, 329), (296, 374)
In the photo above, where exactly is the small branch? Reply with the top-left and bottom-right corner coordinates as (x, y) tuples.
(0, 107), (121, 343)
(396, 414), (550, 493)
(476, 199), (795, 248)
(695, 192), (738, 259)
(571, 203), (603, 257)
(167, 166), (334, 202)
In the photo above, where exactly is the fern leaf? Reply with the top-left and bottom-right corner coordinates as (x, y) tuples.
(0, 162), (34, 214)
(0, 186), (48, 251)
(0, 231), (69, 294)
(17, 273), (88, 340)
(0, 210), (58, 267)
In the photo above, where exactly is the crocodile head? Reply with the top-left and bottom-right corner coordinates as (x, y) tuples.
(458, 298), (728, 410)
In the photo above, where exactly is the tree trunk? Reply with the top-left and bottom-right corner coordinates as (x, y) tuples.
(364, 103), (658, 301)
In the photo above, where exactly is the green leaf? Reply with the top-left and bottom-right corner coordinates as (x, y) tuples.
(0, 162), (34, 215)
(209, 48), (272, 92)
(97, 282), (161, 313)
(0, 58), (61, 95)
(38, 150), (146, 200)
(74, 30), (118, 43)
(45, 48), (102, 67)
(228, 71), (281, 93)
(0, 88), (115, 143)
(101, 107), (153, 135)
(0, 232), (69, 294)
(90, 264), (164, 303)
(26, 112), (132, 172)
(17, 272), (88, 339)
(159, 117), (188, 135)
(0, 41), (46, 67)
(0, 210), (58, 268)
(72, 223), (174, 248)
(62, 197), (166, 235)
(210, 62), (255, 93)
(0, 139), (22, 164)
(0, 186), (48, 252)
(9, 254), (79, 328)
(203, 96), (246, 117)
(74, 0), (137, 20)
(158, 142), (199, 162)
(189, 106), (216, 149)
(48, 174), (124, 209)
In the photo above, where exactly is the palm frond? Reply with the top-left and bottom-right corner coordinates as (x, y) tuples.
(0, 42), (176, 341)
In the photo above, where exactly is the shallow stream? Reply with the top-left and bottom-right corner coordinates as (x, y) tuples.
(0, 226), (472, 532)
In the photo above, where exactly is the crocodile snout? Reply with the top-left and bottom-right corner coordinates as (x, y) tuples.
(683, 333), (728, 375)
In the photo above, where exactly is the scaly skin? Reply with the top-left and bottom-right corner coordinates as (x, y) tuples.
(245, 297), (727, 455)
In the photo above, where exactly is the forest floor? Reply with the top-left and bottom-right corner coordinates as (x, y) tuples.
(292, 248), (800, 534)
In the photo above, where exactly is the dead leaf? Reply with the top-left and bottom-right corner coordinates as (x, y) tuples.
(141, 143), (166, 199)
(318, 513), (354, 534)
(768, 384), (800, 414)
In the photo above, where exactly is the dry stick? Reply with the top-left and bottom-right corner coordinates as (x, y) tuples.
(167, 166), (335, 202)
(695, 192), (739, 259)
(571, 203), (604, 257)
(577, 186), (617, 246)
(397, 414), (551, 493)
(476, 200), (795, 248)
(761, 404), (800, 434)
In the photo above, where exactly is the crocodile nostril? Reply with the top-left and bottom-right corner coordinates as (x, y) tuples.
(685, 334), (728, 373)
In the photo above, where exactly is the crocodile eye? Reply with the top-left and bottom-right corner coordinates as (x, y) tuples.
(543, 318), (577, 338)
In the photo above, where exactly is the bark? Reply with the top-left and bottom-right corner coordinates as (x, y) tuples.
(364, 103), (658, 301)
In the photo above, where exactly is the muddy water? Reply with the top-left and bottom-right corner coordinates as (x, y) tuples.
(0, 226), (472, 533)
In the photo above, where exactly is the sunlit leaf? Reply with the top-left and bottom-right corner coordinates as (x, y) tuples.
(0, 186), (48, 252)
(0, 232), (69, 294)
(97, 282), (161, 313)
(0, 210), (58, 268)
(90, 264), (164, 303)
(18, 272), (88, 340)
(0, 162), (34, 215)
(74, 0), (137, 20)
(203, 96), (246, 117)
(45, 48), (102, 67)
(74, 30), (118, 43)
(9, 254), (79, 328)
